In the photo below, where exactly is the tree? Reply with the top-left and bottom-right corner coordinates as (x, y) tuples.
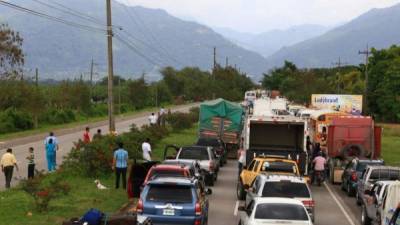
(126, 77), (149, 109)
(0, 24), (24, 79)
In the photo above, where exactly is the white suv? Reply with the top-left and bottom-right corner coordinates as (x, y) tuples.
(245, 174), (314, 221)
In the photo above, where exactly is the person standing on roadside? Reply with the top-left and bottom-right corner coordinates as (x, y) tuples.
(92, 129), (102, 141)
(26, 147), (35, 179)
(44, 132), (59, 167)
(1, 148), (18, 189)
(142, 138), (152, 161)
(112, 142), (128, 189)
(159, 107), (166, 127)
(45, 138), (57, 172)
(83, 127), (91, 143)
(148, 113), (157, 126)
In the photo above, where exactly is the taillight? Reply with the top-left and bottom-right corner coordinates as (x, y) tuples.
(136, 198), (143, 213)
(302, 200), (315, 207)
(195, 202), (202, 216)
(351, 172), (358, 181)
(209, 161), (215, 171)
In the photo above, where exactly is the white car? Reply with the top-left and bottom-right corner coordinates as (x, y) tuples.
(238, 197), (313, 225)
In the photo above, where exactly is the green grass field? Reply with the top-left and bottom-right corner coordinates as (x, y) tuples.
(381, 124), (400, 166)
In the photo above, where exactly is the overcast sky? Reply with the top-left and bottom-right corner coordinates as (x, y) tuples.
(118, 0), (400, 33)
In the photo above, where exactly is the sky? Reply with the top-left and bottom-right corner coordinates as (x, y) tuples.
(118, 0), (400, 33)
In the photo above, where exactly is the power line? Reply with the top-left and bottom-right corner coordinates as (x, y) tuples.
(0, 1), (106, 33)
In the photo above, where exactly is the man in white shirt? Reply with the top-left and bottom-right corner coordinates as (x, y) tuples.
(148, 113), (157, 126)
(142, 138), (152, 161)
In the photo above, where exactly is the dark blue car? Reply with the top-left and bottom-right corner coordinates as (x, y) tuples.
(137, 177), (212, 225)
(341, 159), (384, 196)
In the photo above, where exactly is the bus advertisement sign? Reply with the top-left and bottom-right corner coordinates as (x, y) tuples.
(311, 94), (363, 115)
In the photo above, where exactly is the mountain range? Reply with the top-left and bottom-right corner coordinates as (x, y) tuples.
(0, 0), (268, 80)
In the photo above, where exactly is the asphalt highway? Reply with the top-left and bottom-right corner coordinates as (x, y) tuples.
(208, 160), (363, 225)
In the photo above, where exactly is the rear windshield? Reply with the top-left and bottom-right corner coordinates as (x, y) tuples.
(149, 170), (186, 179)
(179, 148), (209, 160)
(357, 162), (384, 172)
(254, 203), (308, 220)
(370, 169), (400, 180)
(146, 185), (193, 203)
(196, 138), (220, 147)
(262, 181), (310, 198)
(262, 161), (297, 174)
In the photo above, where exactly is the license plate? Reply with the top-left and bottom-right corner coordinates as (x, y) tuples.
(163, 209), (175, 216)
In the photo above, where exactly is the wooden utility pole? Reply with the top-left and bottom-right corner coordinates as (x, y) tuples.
(35, 68), (39, 87)
(90, 58), (94, 86)
(359, 44), (371, 115)
(118, 77), (121, 115)
(213, 47), (217, 70)
(332, 57), (348, 94)
(106, 0), (115, 132)
(225, 56), (229, 68)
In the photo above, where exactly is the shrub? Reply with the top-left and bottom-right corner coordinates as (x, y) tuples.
(0, 108), (34, 133)
(42, 108), (77, 125)
(166, 112), (193, 131)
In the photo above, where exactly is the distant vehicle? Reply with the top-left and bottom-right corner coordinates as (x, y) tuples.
(196, 137), (227, 166)
(176, 146), (219, 186)
(199, 99), (244, 159)
(361, 180), (398, 225)
(356, 166), (400, 205)
(245, 174), (314, 221)
(238, 197), (312, 225)
(245, 91), (256, 102)
(237, 156), (302, 200)
(341, 159), (384, 196)
(362, 181), (400, 225)
(137, 177), (212, 225)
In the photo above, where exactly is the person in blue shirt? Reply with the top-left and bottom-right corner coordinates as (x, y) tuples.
(45, 138), (57, 172)
(113, 142), (129, 189)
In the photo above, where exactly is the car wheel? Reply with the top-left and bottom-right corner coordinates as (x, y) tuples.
(237, 181), (245, 200)
(356, 192), (362, 205)
(347, 183), (354, 197)
(361, 205), (371, 225)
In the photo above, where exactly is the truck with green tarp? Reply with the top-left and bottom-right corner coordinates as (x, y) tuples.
(199, 99), (244, 158)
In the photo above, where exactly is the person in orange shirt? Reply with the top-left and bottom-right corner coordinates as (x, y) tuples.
(83, 127), (91, 143)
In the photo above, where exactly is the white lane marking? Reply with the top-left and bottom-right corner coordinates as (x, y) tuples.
(234, 200), (239, 216)
(324, 182), (356, 225)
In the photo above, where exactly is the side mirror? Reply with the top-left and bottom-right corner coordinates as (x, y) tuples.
(243, 184), (250, 190)
(205, 188), (212, 195)
(238, 206), (246, 211)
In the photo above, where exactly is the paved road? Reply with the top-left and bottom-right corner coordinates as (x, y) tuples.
(208, 160), (363, 225)
(0, 104), (194, 190)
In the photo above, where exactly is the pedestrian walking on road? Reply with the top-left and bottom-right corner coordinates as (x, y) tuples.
(45, 138), (57, 172)
(148, 113), (157, 126)
(113, 142), (128, 189)
(92, 129), (102, 141)
(142, 138), (152, 161)
(1, 148), (19, 189)
(83, 126), (91, 143)
(44, 132), (59, 167)
(26, 147), (35, 179)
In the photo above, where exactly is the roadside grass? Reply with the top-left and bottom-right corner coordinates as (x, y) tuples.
(0, 173), (127, 225)
(381, 124), (400, 166)
(0, 105), (171, 141)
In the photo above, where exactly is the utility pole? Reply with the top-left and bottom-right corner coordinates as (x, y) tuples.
(225, 56), (229, 68)
(359, 44), (371, 115)
(213, 47), (217, 70)
(118, 77), (121, 115)
(35, 68), (39, 87)
(332, 57), (348, 94)
(90, 58), (94, 86)
(106, 0), (115, 132)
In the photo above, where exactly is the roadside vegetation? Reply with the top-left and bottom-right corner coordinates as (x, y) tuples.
(381, 124), (400, 166)
(0, 109), (199, 225)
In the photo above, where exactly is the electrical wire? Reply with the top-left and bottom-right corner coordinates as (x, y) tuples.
(0, 1), (106, 33)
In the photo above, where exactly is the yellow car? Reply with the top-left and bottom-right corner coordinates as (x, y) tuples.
(237, 156), (303, 200)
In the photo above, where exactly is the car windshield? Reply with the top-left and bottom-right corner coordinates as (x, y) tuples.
(370, 169), (400, 180)
(262, 161), (297, 174)
(149, 170), (186, 179)
(357, 162), (384, 172)
(146, 185), (193, 203)
(254, 203), (309, 221)
(196, 138), (220, 147)
(261, 181), (310, 198)
(179, 148), (209, 160)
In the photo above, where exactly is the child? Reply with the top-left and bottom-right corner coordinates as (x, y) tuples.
(26, 147), (35, 179)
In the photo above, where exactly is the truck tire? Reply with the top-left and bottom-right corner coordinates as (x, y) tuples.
(341, 144), (366, 160)
(237, 181), (245, 200)
(361, 205), (371, 225)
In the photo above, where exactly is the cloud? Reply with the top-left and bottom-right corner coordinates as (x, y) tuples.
(117, 0), (400, 33)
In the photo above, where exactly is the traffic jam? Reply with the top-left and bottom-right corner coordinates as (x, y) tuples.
(129, 91), (400, 225)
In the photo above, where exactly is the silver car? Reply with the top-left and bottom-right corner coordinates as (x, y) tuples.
(176, 145), (218, 186)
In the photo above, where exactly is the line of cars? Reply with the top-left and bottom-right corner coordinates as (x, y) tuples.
(127, 137), (228, 225)
(237, 156), (315, 225)
(340, 158), (400, 225)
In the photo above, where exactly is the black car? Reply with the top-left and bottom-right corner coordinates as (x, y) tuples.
(341, 158), (384, 196)
(196, 137), (227, 166)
